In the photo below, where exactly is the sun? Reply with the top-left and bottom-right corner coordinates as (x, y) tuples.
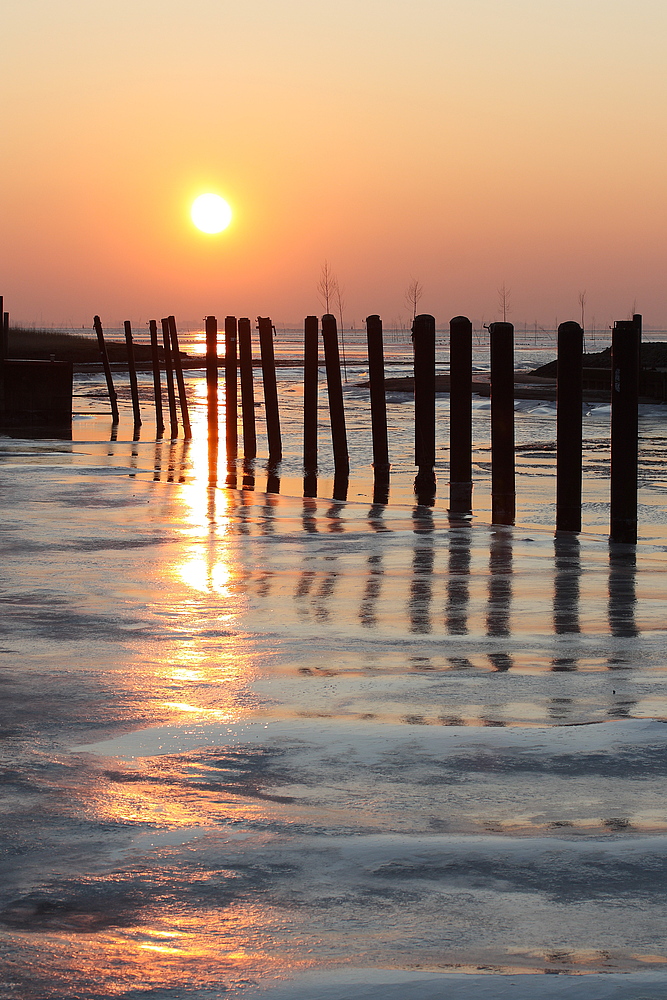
(191, 193), (232, 234)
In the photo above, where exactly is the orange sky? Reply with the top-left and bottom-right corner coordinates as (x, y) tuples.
(2, 0), (667, 329)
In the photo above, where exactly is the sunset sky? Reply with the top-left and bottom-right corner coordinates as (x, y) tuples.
(2, 0), (667, 329)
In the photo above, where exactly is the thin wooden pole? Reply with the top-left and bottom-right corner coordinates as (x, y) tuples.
(238, 317), (256, 459)
(610, 317), (640, 544)
(224, 315), (238, 460)
(321, 313), (349, 475)
(0, 298), (7, 360)
(123, 321), (142, 429)
(303, 315), (319, 470)
(257, 316), (282, 462)
(489, 321), (515, 525)
(413, 314), (436, 470)
(449, 315), (473, 514)
(205, 315), (218, 442)
(168, 315), (191, 439)
(413, 313), (436, 503)
(93, 315), (119, 423)
(149, 320), (165, 438)
(160, 317), (179, 438)
(556, 321), (583, 532)
(366, 314), (389, 474)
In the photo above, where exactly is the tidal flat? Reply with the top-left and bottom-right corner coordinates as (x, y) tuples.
(1, 363), (666, 998)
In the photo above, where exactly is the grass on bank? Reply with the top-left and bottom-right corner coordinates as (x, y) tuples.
(7, 326), (162, 363)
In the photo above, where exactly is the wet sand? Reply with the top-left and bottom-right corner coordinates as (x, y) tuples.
(1, 376), (666, 997)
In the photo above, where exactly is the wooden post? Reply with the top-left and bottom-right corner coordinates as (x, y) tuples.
(224, 315), (238, 460)
(149, 320), (165, 438)
(449, 315), (473, 513)
(123, 321), (142, 429)
(205, 315), (218, 449)
(0, 299), (7, 360)
(238, 317), (256, 459)
(610, 317), (640, 544)
(489, 321), (515, 525)
(303, 315), (319, 470)
(168, 316), (191, 439)
(160, 317), (179, 438)
(257, 316), (282, 462)
(321, 313), (349, 475)
(333, 469), (349, 502)
(366, 314), (390, 475)
(413, 313), (436, 502)
(556, 321), (583, 532)
(303, 468), (317, 498)
(93, 316), (119, 423)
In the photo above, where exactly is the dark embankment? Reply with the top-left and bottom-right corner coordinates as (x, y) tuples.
(6, 327), (182, 366)
(531, 342), (667, 377)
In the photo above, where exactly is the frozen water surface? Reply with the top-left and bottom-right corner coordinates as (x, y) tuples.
(1, 363), (667, 998)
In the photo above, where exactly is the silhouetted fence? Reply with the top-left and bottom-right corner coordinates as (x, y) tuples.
(10, 304), (641, 544)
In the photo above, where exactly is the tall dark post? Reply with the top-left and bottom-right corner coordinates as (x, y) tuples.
(205, 315), (218, 442)
(321, 313), (349, 475)
(366, 314), (390, 477)
(413, 313), (436, 501)
(93, 316), (120, 423)
(257, 316), (282, 462)
(238, 317), (256, 459)
(123, 321), (142, 430)
(449, 315), (473, 513)
(167, 316), (192, 439)
(225, 315), (238, 461)
(303, 315), (319, 471)
(149, 320), (165, 438)
(489, 321), (515, 525)
(160, 317), (179, 438)
(0, 298), (7, 360)
(556, 321), (583, 532)
(610, 317), (640, 544)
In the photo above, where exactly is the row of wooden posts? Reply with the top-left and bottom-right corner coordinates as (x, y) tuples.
(93, 311), (642, 546)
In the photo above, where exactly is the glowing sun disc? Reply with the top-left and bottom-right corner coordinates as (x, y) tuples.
(191, 193), (232, 234)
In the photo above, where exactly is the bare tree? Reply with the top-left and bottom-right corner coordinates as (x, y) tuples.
(498, 283), (511, 322)
(578, 290), (587, 350)
(578, 290), (586, 331)
(317, 260), (338, 315)
(334, 280), (348, 382)
(405, 278), (423, 320)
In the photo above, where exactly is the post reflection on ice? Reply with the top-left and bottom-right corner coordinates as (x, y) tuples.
(608, 544), (639, 639)
(409, 506), (435, 634)
(486, 528), (514, 671)
(446, 523), (472, 636)
(552, 533), (582, 672)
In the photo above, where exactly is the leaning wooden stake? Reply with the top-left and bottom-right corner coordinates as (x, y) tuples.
(238, 317), (256, 459)
(489, 321), (515, 525)
(124, 321), (142, 429)
(556, 321), (583, 532)
(160, 317), (179, 438)
(449, 315), (473, 514)
(93, 315), (119, 423)
(257, 316), (282, 462)
(610, 316), (640, 544)
(321, 313), (349, 476)
(168, 315), (192, 439)
(149, 320), (165, 438)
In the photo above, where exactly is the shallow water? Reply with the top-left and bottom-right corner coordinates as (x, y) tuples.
(1, 366), (666, 997)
